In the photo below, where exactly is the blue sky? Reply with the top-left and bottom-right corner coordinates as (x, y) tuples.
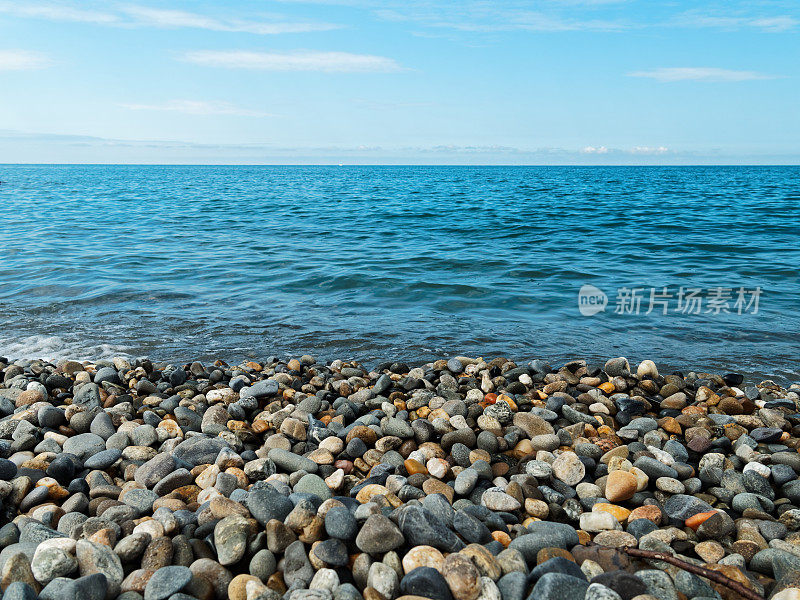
(1, 0), (798, 164)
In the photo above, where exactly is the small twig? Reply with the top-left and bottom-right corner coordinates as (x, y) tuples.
(622, 547), (764, 600)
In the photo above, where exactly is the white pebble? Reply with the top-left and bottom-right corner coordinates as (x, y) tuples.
(310, 568), (340, 592)
(743, 462), (771, 478)
(579, 511), (621, 532)
(476, 577), (502, 600)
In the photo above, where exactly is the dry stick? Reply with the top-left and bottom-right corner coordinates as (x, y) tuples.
(622, 547), (764, 600)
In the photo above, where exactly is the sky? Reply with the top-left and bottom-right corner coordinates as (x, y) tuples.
(0, 0), (798, 164)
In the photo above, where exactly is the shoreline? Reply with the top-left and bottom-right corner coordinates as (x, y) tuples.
(1, 353), (799, 600)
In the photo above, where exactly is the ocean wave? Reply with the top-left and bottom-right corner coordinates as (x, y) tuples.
(0, 335), (131, 363)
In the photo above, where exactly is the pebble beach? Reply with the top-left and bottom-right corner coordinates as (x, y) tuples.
(1, 354), (799, 600)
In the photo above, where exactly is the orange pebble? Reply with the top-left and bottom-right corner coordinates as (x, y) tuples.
(685, 511), (718, 531)
(576, 530), (592, 545)
(599, 381), (615, 394)
(593, 503), (631, 523)
(251, 419), (269, 433)
(628, 505), (663, 524)
(492, 531), (511, 547)
(484, 393), (497, 404)
(404, 459), (428, 476)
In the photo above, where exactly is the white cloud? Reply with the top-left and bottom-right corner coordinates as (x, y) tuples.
(631, 146), (669, 155)
(119, 6), (340, 34)
(0, 50), (52, 71)
(0, 1), (118, 24)
(10, 129), (800, 165)
(673, 12), (798, 32)
(120, 100), (274, 117)
(581, 145), (670, 155)
(581, 145), (609, 154)
(628, 67), (778, 82)
(749, 16), (799, 32)
(182, 50), (403, 73)
(0, 2), (340, 34)
(375, 6), (626, 32)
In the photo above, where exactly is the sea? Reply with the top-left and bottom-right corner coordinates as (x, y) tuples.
(1, 165), (798, 382)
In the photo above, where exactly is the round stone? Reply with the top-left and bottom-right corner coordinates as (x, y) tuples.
(552, 452), (585, 487)
(605, 470), (637, 503)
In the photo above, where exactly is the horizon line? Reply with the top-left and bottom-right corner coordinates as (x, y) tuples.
(2, 162), (800, 167)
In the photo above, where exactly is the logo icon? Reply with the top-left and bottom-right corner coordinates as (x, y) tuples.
(578, 284), (608, 316)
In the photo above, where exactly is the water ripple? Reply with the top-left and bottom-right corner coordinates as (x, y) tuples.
(0, 165), (798, 381)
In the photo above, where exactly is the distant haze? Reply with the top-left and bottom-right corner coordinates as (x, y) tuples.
(0, 0), (798, 164)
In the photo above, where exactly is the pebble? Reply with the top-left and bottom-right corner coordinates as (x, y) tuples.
(443, 553), (481, 600)
(529, 572), (590, 600)
(355, 514), (405, 554)
(605, 471), (637, 502)
(401, 566), (453, 600)
(143, 565), (193, 600)
(551, 452), (585, 487)
(0, 354), (795, 600)
(481, 490), (521, 512)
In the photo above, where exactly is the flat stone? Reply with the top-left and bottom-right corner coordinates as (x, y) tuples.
(62, 433), (106, 459)
(527, 573), (590, 600)
(83, 449), (122, 470)
(144, 565), (193, 600)
(401, 567), (453, 600)
(268, 448), (318, 473)
(172, 436), (230, 466)
(551, 452), (585, 487)
(510, 523), (579, 566)
(134, 454), (177, 488)
(355, 514), (405, 554)
(214, 515), (250, 566)
(636, 570), (677, 600)
(481, 489), (521, 512)
(294, 474), (332, 500)
(31, 547), (78, 584)
(591, 572), (647, 600)
(76, 540), (124, 598)
(395, 505), (465, 553)
(246, 484), (294, 525)
(442, 553), (481, 600)
(530, 557), (585, 582)
(663, 495), (714, 521)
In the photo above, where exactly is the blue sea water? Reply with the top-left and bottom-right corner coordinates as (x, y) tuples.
(1, 165), (798, 381)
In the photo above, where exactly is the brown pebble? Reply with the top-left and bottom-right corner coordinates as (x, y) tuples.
(442, 553), (481, 600)
(537, 548), (575, 564)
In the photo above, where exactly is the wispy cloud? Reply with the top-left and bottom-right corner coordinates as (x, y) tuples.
(119, 5), (340, 34)
(278, 0), (800, 34)
(374, 5), (627, 32)
(581, 145), (609, 154)
(273, 0), (627, 31)
(0, 1), (118, 24)
(581, 145), (668, 155)
(631, 146), (670, 155)
(0, 2), (340, 34)
(6, 129), (800, 165)
(120, 100), (274, 117)
(0, 50), (52, 71)
(182, 50), (403, 73)
(628, 67), (779, 82)
(672, 11), (798, 33)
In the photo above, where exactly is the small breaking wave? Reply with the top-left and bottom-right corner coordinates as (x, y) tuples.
(0, 334), (131, 363)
